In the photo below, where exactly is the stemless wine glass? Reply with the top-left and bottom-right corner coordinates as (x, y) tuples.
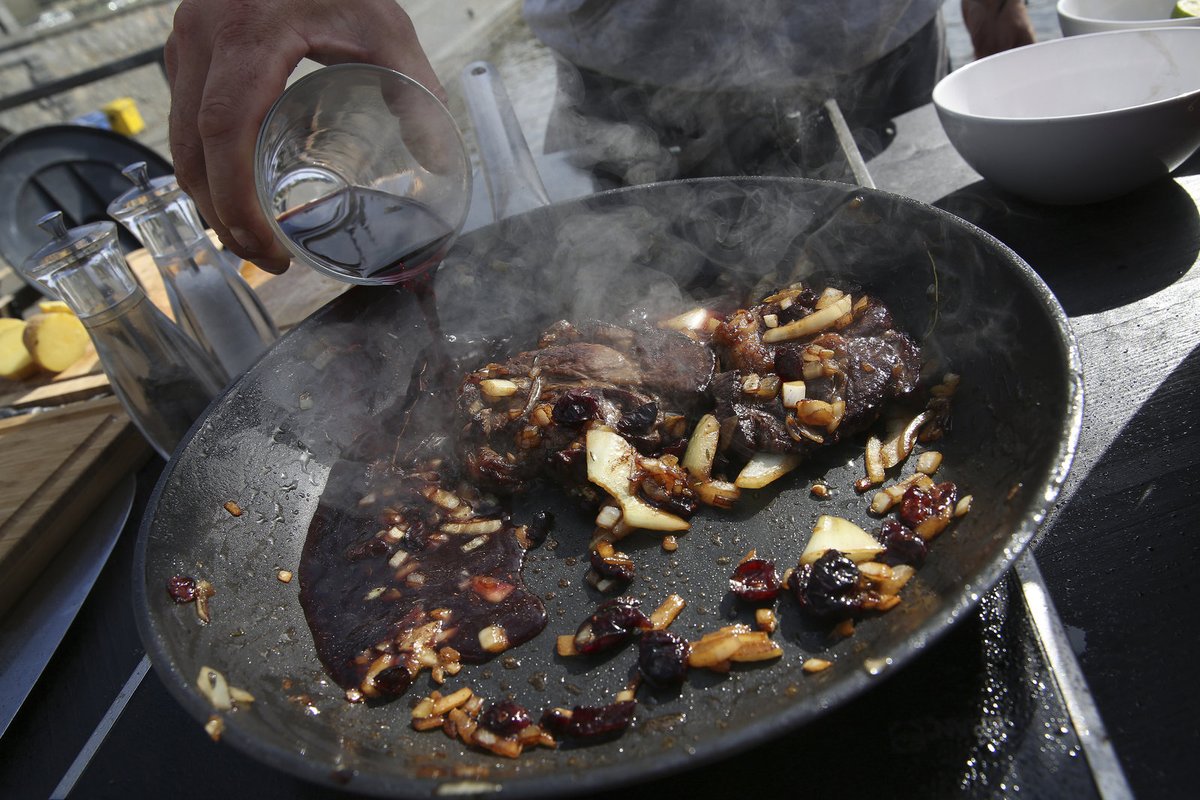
(255, 64), (472, 286)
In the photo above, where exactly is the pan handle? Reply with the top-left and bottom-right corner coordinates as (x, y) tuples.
(460, 61), (552, 222)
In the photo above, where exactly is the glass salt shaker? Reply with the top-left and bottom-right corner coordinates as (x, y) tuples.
(107, 161), (278, 382)
(21, 212), (225, 460)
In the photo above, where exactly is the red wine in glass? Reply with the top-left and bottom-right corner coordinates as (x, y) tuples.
(276, 186), (455, 285)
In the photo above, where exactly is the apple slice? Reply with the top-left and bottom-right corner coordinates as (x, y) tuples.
(586, 429), (689, 532)
(800, 515), (884, 565)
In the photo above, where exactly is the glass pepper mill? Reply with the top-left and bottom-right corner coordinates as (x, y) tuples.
(21, 212), (226, 460)
(107, 161), (278, 383)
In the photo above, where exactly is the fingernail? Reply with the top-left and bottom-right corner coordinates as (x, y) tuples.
(229, 227), (262, 253)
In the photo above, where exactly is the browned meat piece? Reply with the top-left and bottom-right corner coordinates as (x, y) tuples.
(713, 309), (774, 374)
(458, 321), (714, 495)
(713, 293), (920, 459)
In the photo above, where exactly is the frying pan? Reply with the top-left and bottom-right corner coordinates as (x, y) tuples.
(133, 73), (1083, 799)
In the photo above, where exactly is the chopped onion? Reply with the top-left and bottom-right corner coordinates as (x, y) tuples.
(781, 380), (806, 408)
(879, 412), (929, 469)
(650, 594), (687, 629)
(734, 452), (800, 489)
(864, 436), (886, 486)
(478, 625), (510, 653)
(813, 287), (846, 310)
(695, 478), (741, 508)
(440, 519), (503, 535)
(479, 378), (519, 398)
(762, 295), (852, 343)
(681, 414), (720, 479)
(586, 429), (689, 531)
(916, 450), (943, 475)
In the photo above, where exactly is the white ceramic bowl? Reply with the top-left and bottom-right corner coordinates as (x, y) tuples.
(932, 27), (1200, 204)
(1057, 0), (1200, 36)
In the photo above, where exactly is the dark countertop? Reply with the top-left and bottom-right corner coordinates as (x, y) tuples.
(2, 103), (1197, 799)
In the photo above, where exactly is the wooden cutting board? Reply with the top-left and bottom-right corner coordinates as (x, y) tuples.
(0, 247), (346, 616)
(0, 395), (149, 615)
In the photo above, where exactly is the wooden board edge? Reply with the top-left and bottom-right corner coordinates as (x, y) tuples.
(0, 417), (150, 618)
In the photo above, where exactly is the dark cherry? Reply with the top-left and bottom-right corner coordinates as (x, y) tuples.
(638, 630), (690, 688)
(479, 700), (532, 737)
(788, 550), (864, 620)
(617, 401), (658, 435)
(899, 481), (958, 527)
(573, 597), (652, 655)
(166, 575), (197, 604)
(540, 700), (637, 739)
(878, 519), (928, 567)
(552, 389), (601, 426)
(729, 558), (781, 602)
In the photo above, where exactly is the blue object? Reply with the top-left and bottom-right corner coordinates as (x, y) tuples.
(71, 110), (112, 130)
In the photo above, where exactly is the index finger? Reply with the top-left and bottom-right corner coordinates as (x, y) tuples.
(196, 34), (305, 266)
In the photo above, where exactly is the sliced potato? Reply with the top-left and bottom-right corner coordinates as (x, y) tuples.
(36, 299), (74, 314)
(800, 515), (884, 565)
(22, 312), (89, 372)
(1, 318), (36, 380)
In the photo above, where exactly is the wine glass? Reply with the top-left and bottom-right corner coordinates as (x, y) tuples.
(255, 64), (472, 286)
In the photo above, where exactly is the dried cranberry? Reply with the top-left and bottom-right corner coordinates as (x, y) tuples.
(789, 550), (864, 620)
(479, 700), (532, 737)
(167, 575), (197, 604)
(638, 630), (690, 688)
(878, 519), (928, 567)
(345, 536), (390, 562)
(899, 482), (958, 527)
(617, 401), (658, 435)
(573, 597), (652, 655)
(637, 477), (698, 518)
(524, 510), (554, 548)
(372, 665), (413, 697)
(540, 700), (636, 739)
(773, 347), (807, 382)
(590, 549), (636, 582)
(729, 558), (781, 602)
(552, 389), (601, 426)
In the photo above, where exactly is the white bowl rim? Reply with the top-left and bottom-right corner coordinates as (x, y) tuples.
(933, 26), (1200, 124)
(1055, 0), (1199, 25)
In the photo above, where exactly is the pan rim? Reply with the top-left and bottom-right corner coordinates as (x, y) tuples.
(133, 175), (1085, 797)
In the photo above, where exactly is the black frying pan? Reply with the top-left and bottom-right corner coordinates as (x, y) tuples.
(134, 174), (1082, 797)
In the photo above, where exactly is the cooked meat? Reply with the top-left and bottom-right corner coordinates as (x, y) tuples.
(713, 292), (921, 459)
(457, 321), (715, 495)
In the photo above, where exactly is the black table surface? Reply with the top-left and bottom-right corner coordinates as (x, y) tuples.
(2, 104), (1197, 799)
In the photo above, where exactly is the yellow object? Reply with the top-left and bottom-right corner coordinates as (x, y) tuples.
(36, 299), (74, 315)
(22, 312), (90, 372)
(1173, 0), (1200, 17)
(0, 318), (36, 380)
(103, 97), (146, 137)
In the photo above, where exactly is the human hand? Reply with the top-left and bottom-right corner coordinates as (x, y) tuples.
(165, 0), (445, 272)
(961, 0), (1037, 61)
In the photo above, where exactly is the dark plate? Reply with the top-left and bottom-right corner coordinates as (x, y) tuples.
(134, 177), (1083, 797)
(0, 124), (173, 278)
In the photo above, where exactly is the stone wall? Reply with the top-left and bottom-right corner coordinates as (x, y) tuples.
(0, 0), (177, 156)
